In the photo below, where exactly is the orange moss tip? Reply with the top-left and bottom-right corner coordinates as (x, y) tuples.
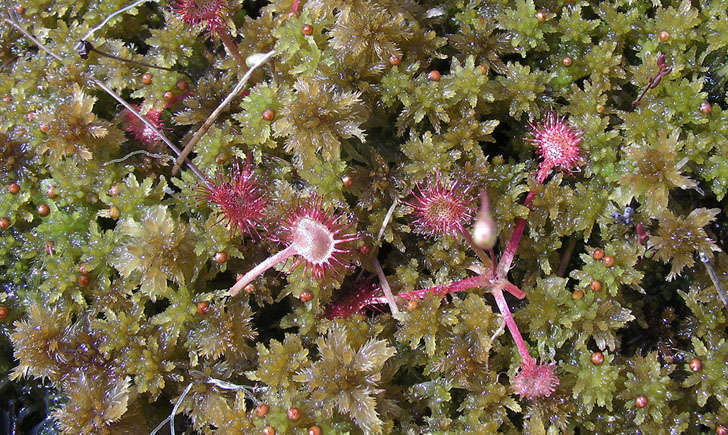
(592, 249), (604, 260)
(562, 56), (572, 67)
(535, 11), (546, 22)
(590, 280), (602, 292)
(141, 72), (153, 84)
(635, 394), (648, 408)
(302, 24), (313, 35)
(196, 302), (210, 314)
(572, 289), (584, 299)
(689, 357), (702, 372)
(427, 70), (441, 82)
(214, 252), (228, 263)
(109, 185), (120, 196)
(37, 204), (50, 216)
(700, 102), (712, 114)
(0, 218), (10, 229)
(602, 255), (614, 267)
(658, 30), (670, 42)
(299, 290), (313, 302)
(0, 306), (8, 319)
(389, 55), (401, 66)
(255, 403), (269, 417)
(8, 183), (19, 194)
(46, 185), (58, 198)
(77, 274), (90, 287)
(287, 407), (301, 421)
(262, 108), (275, 121)
(591, 351), (604, 365)
(341, 174), (353, 187)
(308, 426), (322, 435)
(512, 360), (559, 400)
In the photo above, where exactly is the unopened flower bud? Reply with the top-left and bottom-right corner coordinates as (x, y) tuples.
(472, 215), (497, 249)
(471, 191), (497, 249)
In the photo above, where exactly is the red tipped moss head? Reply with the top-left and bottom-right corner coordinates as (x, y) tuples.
(279, 197), (359, 280)
(511, 359), (560, 400)
(173, 0), (228, 35)
(404, 174), (474, 238)
(526, 112), (584, 183)
(122, 106), (165, 147)
(323, 279), (380, 319)
(199, 160), (268, 239)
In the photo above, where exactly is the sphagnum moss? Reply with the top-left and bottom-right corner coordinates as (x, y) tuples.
(1, 0), (727, 433)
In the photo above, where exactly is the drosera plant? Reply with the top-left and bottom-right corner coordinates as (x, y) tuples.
(4, 0), (728, 432)
(404, 173), (475, 239)
(365, 111), (585, 399)
(229, 195), (360, 296)
(173, 0), (244, 65)
(197, 159), (269, 239)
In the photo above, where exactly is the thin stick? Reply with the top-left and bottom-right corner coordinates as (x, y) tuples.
(2, 16), (63, 62)
(150, 381), (193, 435)
(373, 258), (400, 315)
(86, 43), (192, 79)
(92, 78), (211, 187)
(3, 14), (210, 187)
(172, 50), (276, 174)
(81, 0), (153, 42)
(557, 237), (577, 277)
(376, 199), (398, 244)
(103, 150), (174, 166)
(700, 252), (728, 308)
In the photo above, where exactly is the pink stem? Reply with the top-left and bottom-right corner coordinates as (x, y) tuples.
(291, 0), (300, 14)
(492, 287), (534, 365)
(217, 28), (244, 66)
(229, 245), (297, 296)
(366, 275), (487, 305)
(503, 281), (526, 300)
(495, 190), (536, 280)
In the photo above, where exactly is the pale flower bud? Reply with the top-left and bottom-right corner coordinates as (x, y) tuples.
(472, 191), (497, 249)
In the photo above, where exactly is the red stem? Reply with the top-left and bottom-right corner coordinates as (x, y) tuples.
(217, 28), (244, 66)
(495, 190), (536, 280)
(492, 286), (535, 365)
(399, 275), (486, 299)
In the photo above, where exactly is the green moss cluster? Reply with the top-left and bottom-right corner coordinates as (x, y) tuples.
(1, 0), (727, 433)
